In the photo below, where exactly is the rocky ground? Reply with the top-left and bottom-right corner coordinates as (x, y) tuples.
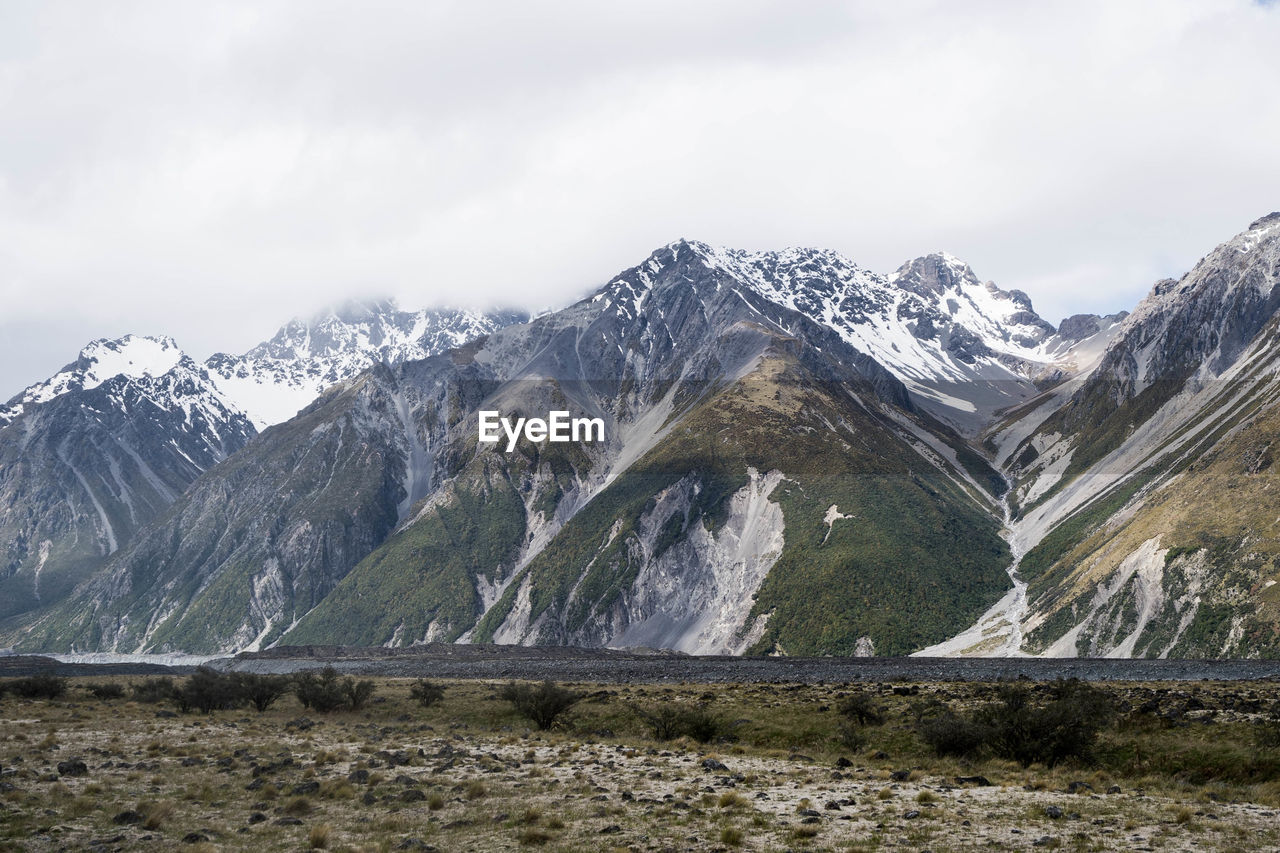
(220, 646), (1280, 683)
(2, 675), (1280, 851)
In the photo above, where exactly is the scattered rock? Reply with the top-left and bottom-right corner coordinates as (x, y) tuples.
(955, 775), (992, 787)
(904, 809), (921, 819)
(87, 835), (126, 847)
(1044, 805), (1063, 819)
(701, 758), (727, 771)
(112, 810), (143, 825)
(56, 759), (88, 777)
(835, 757), (853, 768)
(1067, 781), (1094, 794)
(290, 781), (320, 795)
(400, 789), (427, 803)
(890, 770), (911, 782)
(348, 769), (370, 784)
(1107, 785), (1122, 795)
(247, 813), (267, 824)
(181, 832), (210, 843)
(600, 825), (623, 834)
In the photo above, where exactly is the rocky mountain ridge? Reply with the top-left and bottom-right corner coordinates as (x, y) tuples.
(5, 216), (1279, 659)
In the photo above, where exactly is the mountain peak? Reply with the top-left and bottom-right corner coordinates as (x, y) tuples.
(890, 252), (982, 297)
(4, 333), (187, 415)
(1247, 211), (1280, 232)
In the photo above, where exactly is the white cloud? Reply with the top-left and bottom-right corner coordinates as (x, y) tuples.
(2, 0), (1278, 394)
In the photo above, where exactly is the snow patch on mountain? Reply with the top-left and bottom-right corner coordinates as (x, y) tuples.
(598, 240), (1118, 433)
(1, 335), (185, 424)
(205, 300), (527, 429)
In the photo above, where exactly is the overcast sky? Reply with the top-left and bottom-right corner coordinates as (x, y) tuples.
(2, 0), (1279, 397)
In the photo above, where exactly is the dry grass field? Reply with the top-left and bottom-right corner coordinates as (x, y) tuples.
(2, 674), (1280, 851)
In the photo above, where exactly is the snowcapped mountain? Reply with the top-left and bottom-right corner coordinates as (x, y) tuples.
(205, 300), (528, 429)
(654, 240), (1117, 431)
(0, 303), (528, 634)
(0, 346), (255, 625)
(0, 335), (188, 427)
(11, 220), (1278, 660)
(24, 235), (1014, 656)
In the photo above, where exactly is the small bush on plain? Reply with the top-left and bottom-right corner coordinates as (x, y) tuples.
(8, 675), (67, 699)
(500, 680), (580, 730)
(86, 682), (126, 700)
(638, 703), (727, 743)
(978, 679), (1113, 767)
(918, 711), (991, 757)
(837, 690), (885, 726)
(409, 679), (446, 709)
(174, 667), (243, 714)
(294, 667), (376, 712)
(234, 672), (291, 713)
(131, 677), (177, 704)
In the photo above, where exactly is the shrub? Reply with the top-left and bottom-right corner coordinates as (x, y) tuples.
(139, 799), (175, 830)
(837, 720), (869, 752)
(234, 673), (291, 713)
(8, 675), (67, 699)
(500, 681), (580, 730)
(294, 667), (375, 713)
(837, 690), (885, 726)
(85, 682), (126, 700)
(637, 703), (727, 743)
(131, 678), (177, 704)
(294, 668), (348, 713)
(918, 711), (990, 758)
(175, 667), (244, 714)
(976, 680), (1113, 767)
(343, 679), (376, 711)
(409, 679), (446, 709)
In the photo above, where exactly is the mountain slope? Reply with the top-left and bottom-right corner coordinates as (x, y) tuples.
(0, 341), (255, 624)
(280, 242), (1014, 656)
(17, 240), (1012, 655)
(0, 306), (527, 643)
(936, 213), (1280, 658)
